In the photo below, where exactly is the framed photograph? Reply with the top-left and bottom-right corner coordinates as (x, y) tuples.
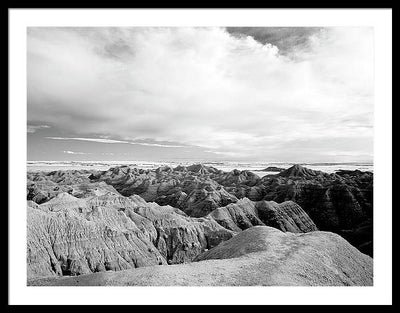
(8, 7), (392, 306)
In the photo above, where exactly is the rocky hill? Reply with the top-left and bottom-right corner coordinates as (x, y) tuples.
(208, 198), (317, 233)
(258, 166), (373, 255)
(28, 226), (373, 286)
(27, 192), (235, 279)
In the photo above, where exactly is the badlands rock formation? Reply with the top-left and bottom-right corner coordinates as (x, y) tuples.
(29, 226), (373, 286)
(259, 166), (373, 255)
(86, 164), (373, 255)
(27, 170), (118, 204)
(26, 163), (373, 285)
(27, 192), (234, 279)
(89, 165), (239, 217)
(27, 190), (316, 279)
(208, 198), (317, 233)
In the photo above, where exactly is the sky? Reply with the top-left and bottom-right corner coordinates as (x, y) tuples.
(27, 27), (374, 163)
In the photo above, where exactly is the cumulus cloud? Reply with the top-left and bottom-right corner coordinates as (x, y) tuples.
(226, 27), (323, 55)
(27, 27), (373, 162)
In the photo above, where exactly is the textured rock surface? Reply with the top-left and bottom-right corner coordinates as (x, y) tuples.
(27, 169), (119, 204)
(258, 166), (373, 255)
(90, 164), (372, 235)
(207, 198), (317, 233)
(122, 195), (235, 264)
(89, 165), (238, 217)
(29, 226), (373, 286)
(28, 164), (373, 256)
(27, 194), (166, 279)
(211, 165), (372, 255)
(27, 192), (234, 279)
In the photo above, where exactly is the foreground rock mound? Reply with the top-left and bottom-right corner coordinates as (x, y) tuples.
(29, 226), (373, 286)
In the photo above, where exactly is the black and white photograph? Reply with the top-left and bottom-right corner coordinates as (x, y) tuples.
(8, 8), (392, 306)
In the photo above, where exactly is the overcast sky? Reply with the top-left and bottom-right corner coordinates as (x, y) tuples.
(27, 27), (373, 163)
